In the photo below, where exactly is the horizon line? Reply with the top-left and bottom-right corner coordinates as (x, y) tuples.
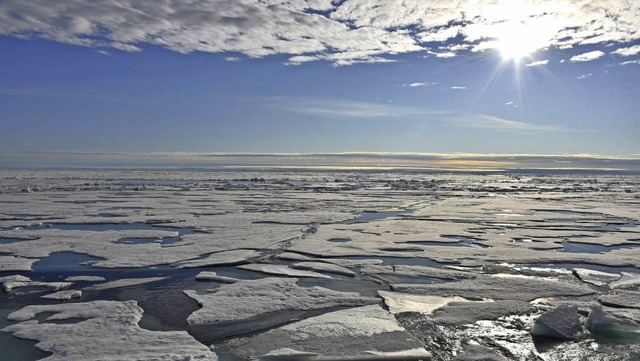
(2, 149), (640, 172)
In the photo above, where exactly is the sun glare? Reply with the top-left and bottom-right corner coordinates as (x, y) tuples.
(491, 1), (561, 63)
(496, 21), (536, 61)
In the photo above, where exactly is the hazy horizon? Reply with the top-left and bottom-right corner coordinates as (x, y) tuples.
(2, 150), (640, 172)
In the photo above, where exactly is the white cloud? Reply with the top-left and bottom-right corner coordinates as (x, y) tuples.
(576, 73), (592, 79)
(526, 60), (549, 67)
(435, 52), (457, 58)
(402, 82), (431, 88)
(612, 45), (640, 57)
(570, 50), (606, 62)
(621, 59), (640, 65)
(1, 1), (639, 65)
(450, 86), (467, 90)
(225, 57), (241, 62)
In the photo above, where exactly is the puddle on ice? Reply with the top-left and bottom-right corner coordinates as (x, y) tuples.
(115, 235), (182, 245)
(586, 220), (638, 232)
(24, 222), (197, 235)
(31, 252), (104, 272)
(407, 238), (490, 249)
(0, 237), (35, 245)
(342, 210), (410, 224)
(327, 237), (351, 243)
(524, 262), (640, 275)
(560, 240), (640, 254)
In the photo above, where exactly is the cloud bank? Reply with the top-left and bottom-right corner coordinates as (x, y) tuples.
(1, 1), (639, 65)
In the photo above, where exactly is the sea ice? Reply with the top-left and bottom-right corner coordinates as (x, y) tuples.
(530, 305), (583, 340)
(3, 281), (72, 293)
(379, 290), (474, 314)
(0, 274), (30, 283)
(195, 271), (239, 283)
(41, 289), (82, 300)
(609, 272), (640, 290)
(64, 275), (106, 282)
(392, 275), (595, 301)
(227, 305), (431, 360)
(572, 268), (620, 287)
(85, 277), (167, 291)
(586, 306), (640, 339)
(173, 249), (261, 268)
(429, 300), (532, 326)
(454, 343), (508, 361)
(0, 255), (37, 272)
(3, 300), (217, 360)
(184, 277), (377, 327)
(291, 261), (356, 277)
(599, 290), (640, 309)
(237, 264), (332, 278)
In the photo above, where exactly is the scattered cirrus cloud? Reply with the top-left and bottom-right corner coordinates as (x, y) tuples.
(454, 114), (561, 133)
(570, 51), (606, 62)
(450, 86), (467, 90)
(526, 60), (549, 67)
(0, 1), (639, 65)
(267, 97), (560, 133)
(576, 73), (592, 79)
(272, 97), (429, 119)
(620, 60), (640, 66)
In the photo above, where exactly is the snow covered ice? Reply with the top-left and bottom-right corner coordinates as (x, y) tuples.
(1, 169), (640, 360)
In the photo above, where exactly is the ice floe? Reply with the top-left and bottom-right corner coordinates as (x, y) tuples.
(530, 305), (583, 340)
(174, 249), (261, 268)
(3, 300), (217, 360)
(64, 275), (106, 282)
(379, 290), (473, 314)
(184, 278), (377, 327)
(85, 277), (167, 291)
(392, 275), (595, 301)
(195, 271), (239, 283)
(572, 268), (620, 287)
(41, 289), (82, 300)
(237, 264), (332, 278)
(599, 290), (640, 309)
(291, 261), (356, 277)
(227, 305), (430, 360)
(3, 281), (72, 293)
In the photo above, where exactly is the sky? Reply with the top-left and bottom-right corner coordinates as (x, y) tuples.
(0, 0), (639, 169)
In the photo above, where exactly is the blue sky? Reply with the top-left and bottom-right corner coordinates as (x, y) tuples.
(0, 0), (639, 168)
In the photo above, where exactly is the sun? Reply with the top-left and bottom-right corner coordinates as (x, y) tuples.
(495, 20), (540, 62)
(490, 1), (561, 63)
